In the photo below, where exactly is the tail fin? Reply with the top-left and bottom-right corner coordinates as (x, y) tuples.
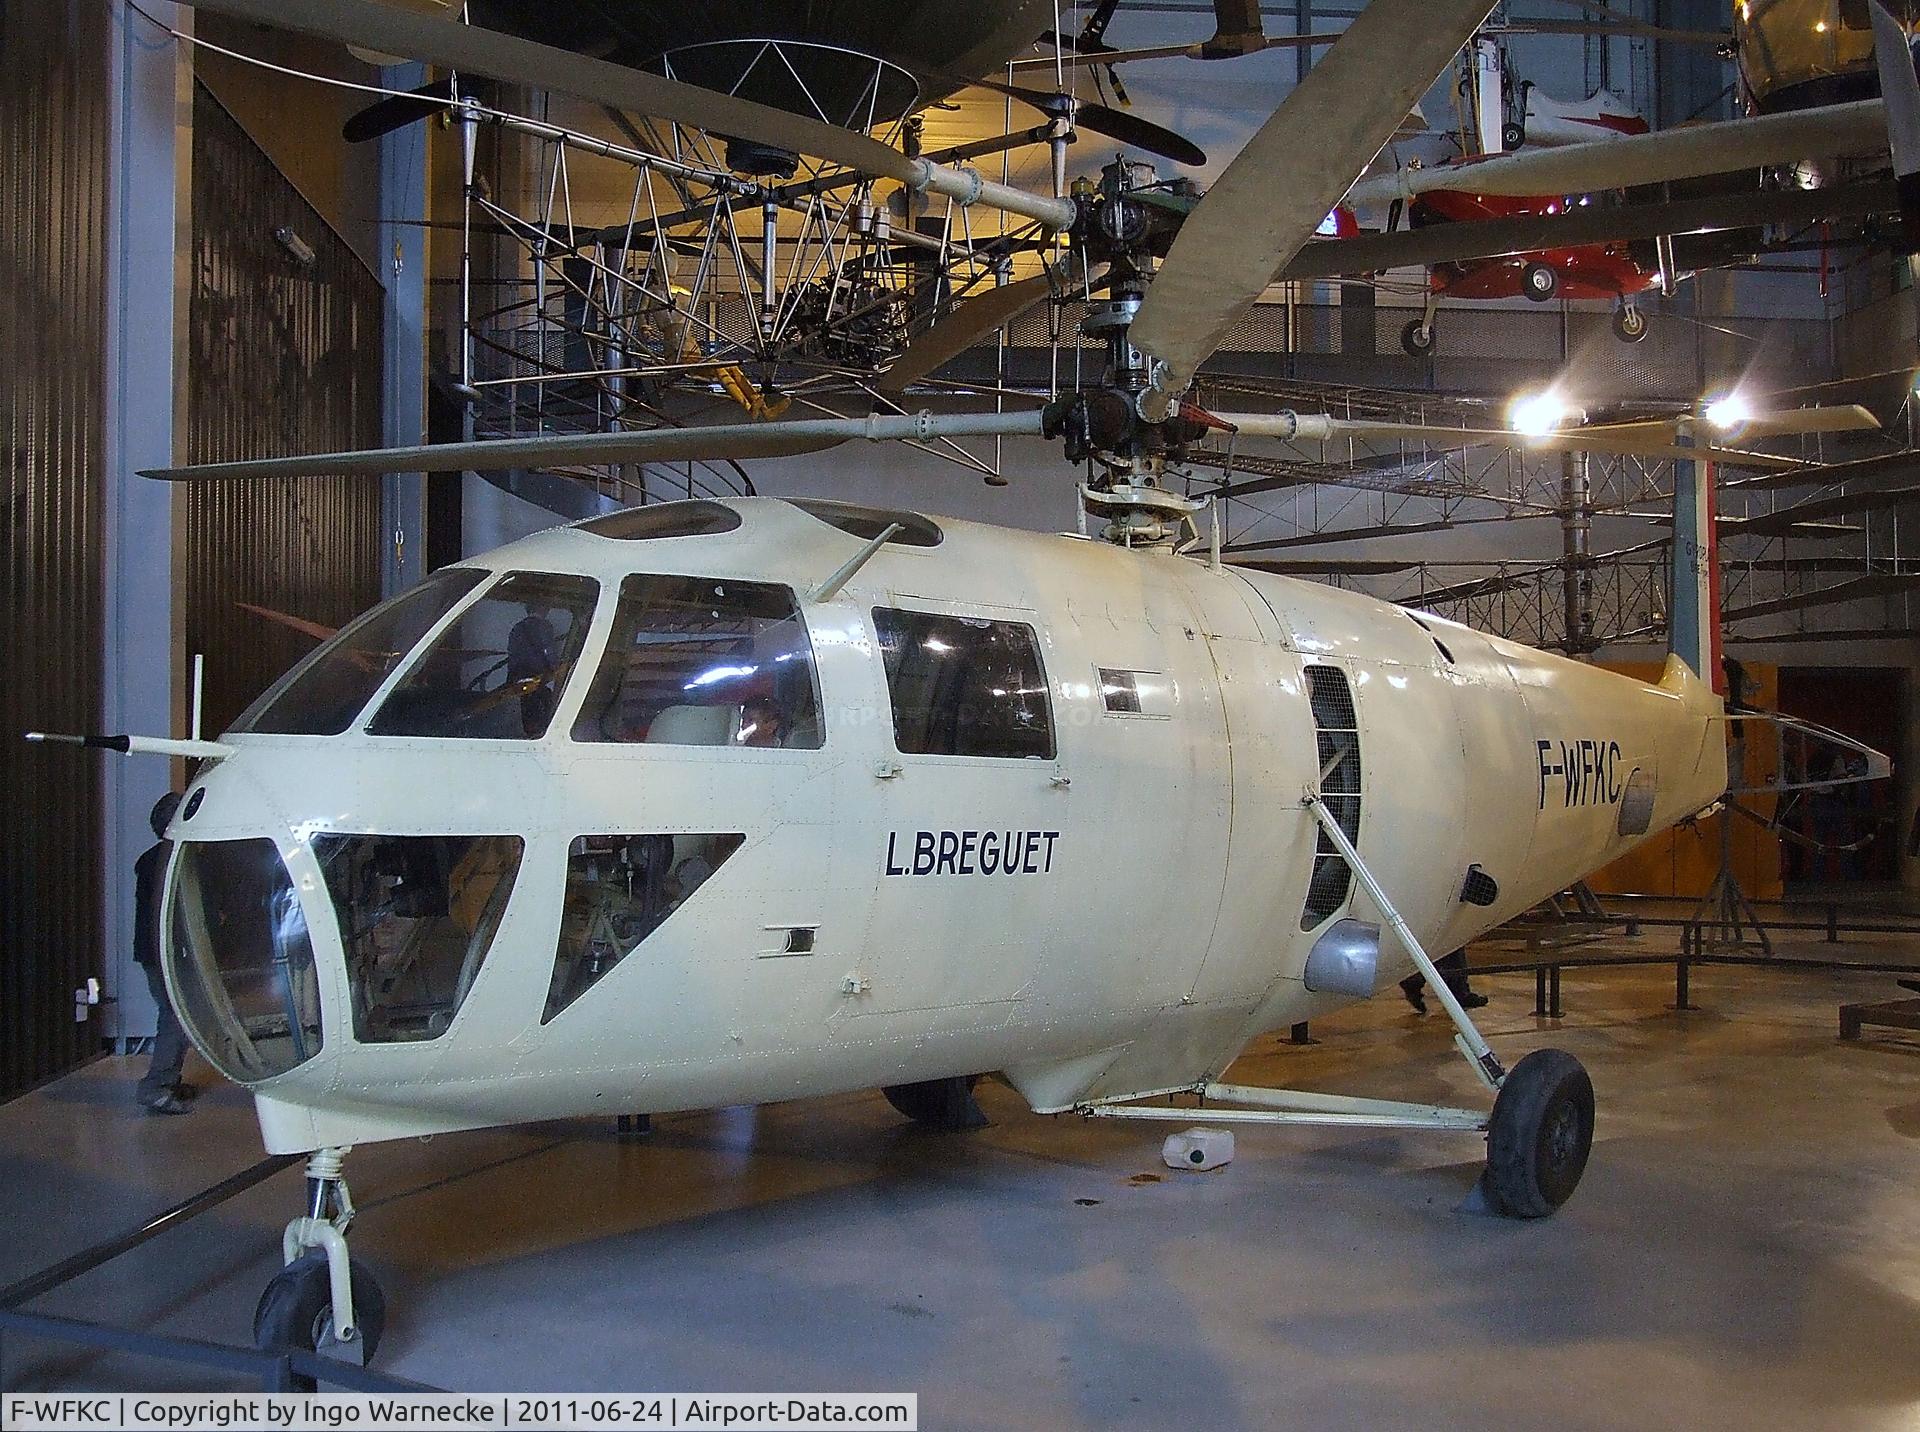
(1668, 444), (1722, 697)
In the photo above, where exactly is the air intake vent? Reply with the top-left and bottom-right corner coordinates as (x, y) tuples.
(1301, 665), (1362, 930)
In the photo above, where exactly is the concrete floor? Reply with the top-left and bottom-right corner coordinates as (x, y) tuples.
(6, 931), (1920, 1430)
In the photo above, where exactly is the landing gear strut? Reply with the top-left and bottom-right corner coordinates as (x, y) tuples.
(1400, 292), (1440, 358)
(256, 1146), (386, 1389)
(1079, 793), (1597, 1218)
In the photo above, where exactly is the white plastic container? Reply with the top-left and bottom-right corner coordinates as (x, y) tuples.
(1161, 1126), (1235, 1171)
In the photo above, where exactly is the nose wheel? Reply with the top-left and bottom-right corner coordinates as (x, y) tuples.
(256, 1146), (387, 1388)
(254, 1251), (387, 1391)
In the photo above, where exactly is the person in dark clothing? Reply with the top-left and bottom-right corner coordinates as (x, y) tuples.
(1400, 948), (1487, 1014)
(507, 604), (562, 736)
(134, 791), (194, 1115)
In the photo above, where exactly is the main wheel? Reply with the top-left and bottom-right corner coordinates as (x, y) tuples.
(1612, 304), (1648, 343)
(1483, 1049), (1594, 1218)
(254, 1251), (387, 1391)
(882, 1075), (988, 1130)
(1501, 121), (1527, 151)
(1522, 262), (1558, 301)
(1399, 317), (1437, 358)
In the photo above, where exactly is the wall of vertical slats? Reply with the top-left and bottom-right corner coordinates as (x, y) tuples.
(186, 84), (384, 737)
(1, 3), (110, 1099)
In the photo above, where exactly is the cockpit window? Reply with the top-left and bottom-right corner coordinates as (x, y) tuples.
(571, 575), (822, 748)
(167, 839), (324, 1083)
(368, 572), (600, 740)
(543, 832), (744, 1023)
(789, 498), (943, 548)
(577, 501), (742, 540)
(231, 568), (488, 736)
(314, 833), (522, 1043)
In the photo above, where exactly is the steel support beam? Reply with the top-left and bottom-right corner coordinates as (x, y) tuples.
(379, 63), (428, 596)
(100, 0), (191, 1045)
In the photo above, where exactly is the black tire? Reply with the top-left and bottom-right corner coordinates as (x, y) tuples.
(1612, 305), (1648, 343)
(1484, 1048), (1594, 1219)
(1501, 121), (1526, 151)
(1522, 262), (1558, 301)
(1399, 317), (1436, 358)
(882, 1074), (988, 1130)
(254, 1251), (386, 1391)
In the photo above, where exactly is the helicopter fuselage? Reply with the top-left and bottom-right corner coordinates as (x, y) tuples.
(160, 497), (1726, 1154)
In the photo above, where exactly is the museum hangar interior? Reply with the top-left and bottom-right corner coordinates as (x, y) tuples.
(5, 0), (1920, 1424)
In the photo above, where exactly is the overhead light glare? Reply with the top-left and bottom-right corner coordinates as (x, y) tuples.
(1703, 393), (1753, 429)
(1509, 389), (1570, 438)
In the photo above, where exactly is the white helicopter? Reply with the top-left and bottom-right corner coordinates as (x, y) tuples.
(28, 0), (1892, 1374)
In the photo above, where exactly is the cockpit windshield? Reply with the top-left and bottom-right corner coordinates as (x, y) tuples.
(571, 575), (822, 748)
(231, 568), (488, 736)
(369, 572), (600, 740)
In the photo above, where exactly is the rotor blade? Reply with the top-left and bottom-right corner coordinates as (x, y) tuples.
(1013, 34), (1349, 68)
(1073, 102), (1207, 167)
(341, 77), (454, 144)
(1207, 410), (1816, 468)
(236, 602), (339, 643)
(1530, 0), (1733, 45)
(1732, 404), (1881, 437)
(1130, 0), (1499, 418)
(1346, 99), (1888, 205)
(879, 272), (1058, 393)
(184, 0), (921, 185)
(1869, 0), (1920, 249)
(952, 75), (1206, 166)
(141, 411), (1048, 482)
(1284, 177), (1897, 276)
(1488, 18), (1729, 45)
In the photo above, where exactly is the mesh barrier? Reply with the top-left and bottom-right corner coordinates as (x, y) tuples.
(996, 299), (1834, 401)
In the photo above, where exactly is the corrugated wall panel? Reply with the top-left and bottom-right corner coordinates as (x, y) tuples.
(1, 3), (110, 1099)
(186, 84), (384, 737)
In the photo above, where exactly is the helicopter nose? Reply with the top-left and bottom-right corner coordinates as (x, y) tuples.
(165, 831), (328, 1085)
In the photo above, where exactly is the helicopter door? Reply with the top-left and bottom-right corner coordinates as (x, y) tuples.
(855, 599), (1064, 1033)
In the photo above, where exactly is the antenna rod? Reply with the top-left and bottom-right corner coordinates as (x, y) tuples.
(811, 523), (903, 603)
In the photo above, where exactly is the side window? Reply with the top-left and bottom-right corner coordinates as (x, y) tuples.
(572, 575), (822, 748)
(368, 572), (600, 740)
(873, 607), (1054, 759)
(1097, 667), (1174, 718)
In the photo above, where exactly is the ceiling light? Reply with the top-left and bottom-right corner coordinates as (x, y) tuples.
(1703, 393), (1753, 428)
(1509, 390), (1570, 438)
